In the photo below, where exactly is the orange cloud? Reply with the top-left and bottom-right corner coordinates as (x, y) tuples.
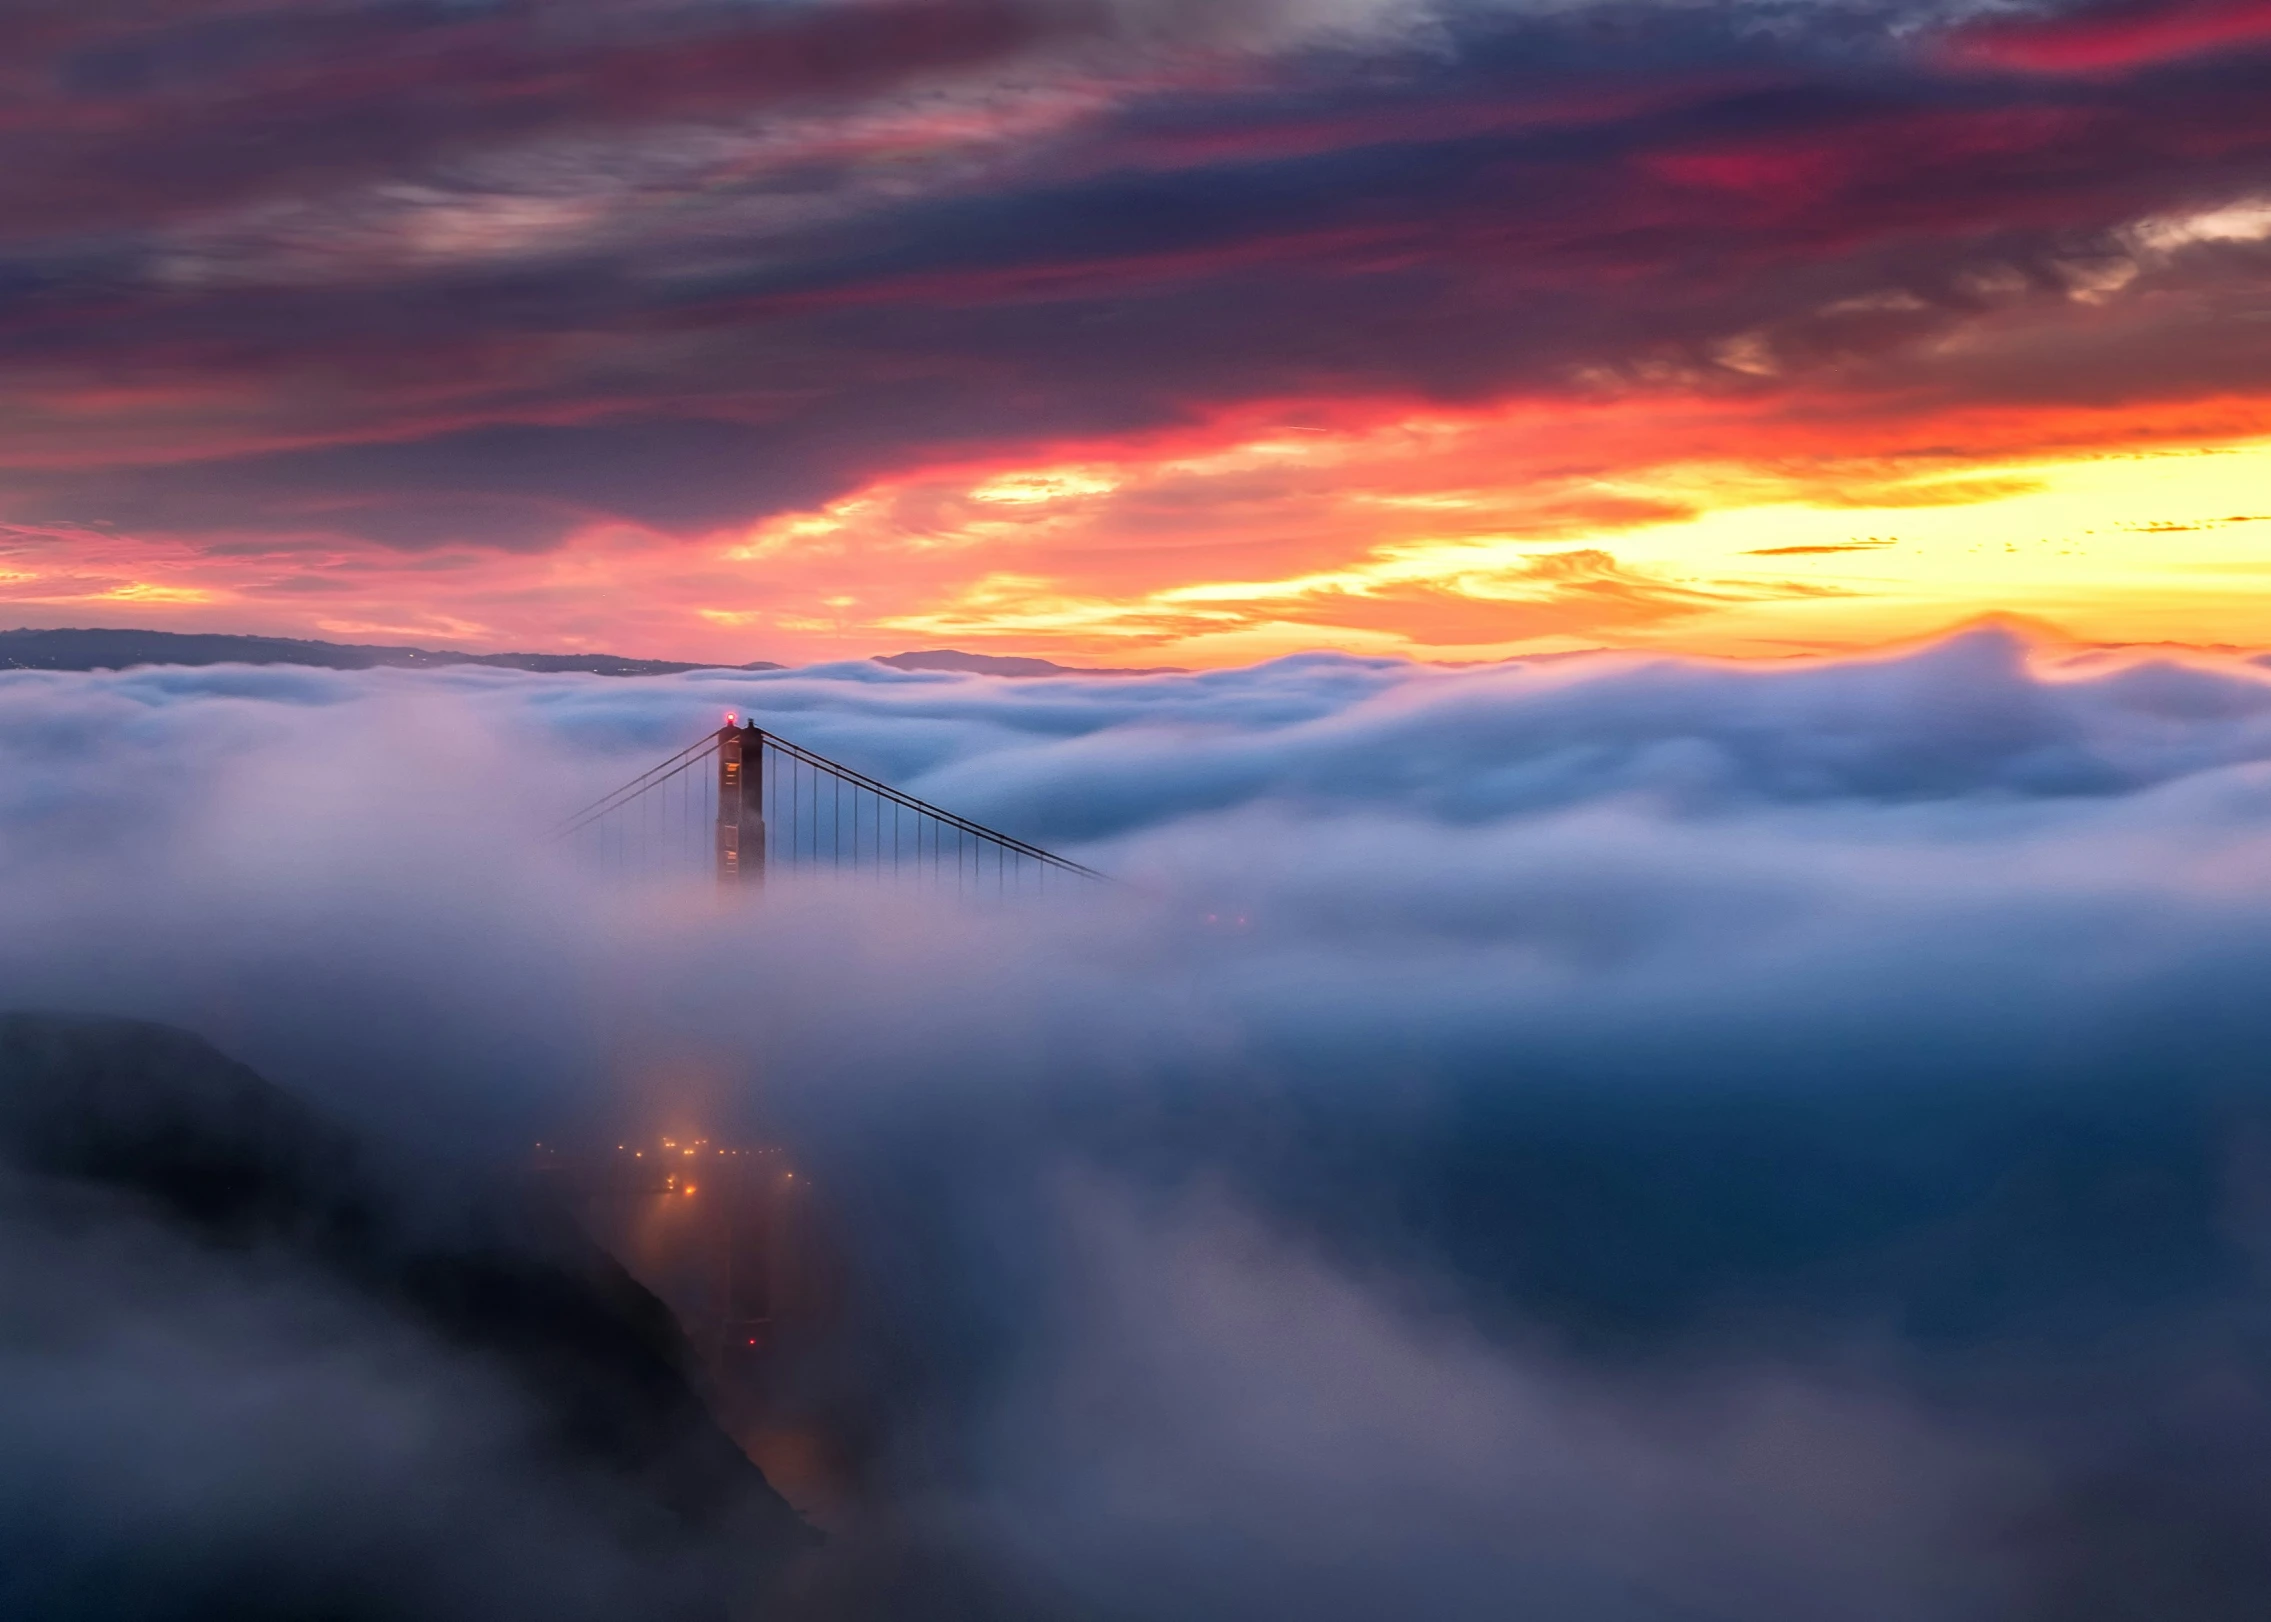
(10, 372), (2271, 666)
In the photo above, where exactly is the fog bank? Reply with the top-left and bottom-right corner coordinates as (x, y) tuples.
(6, 626), (2271, 1618)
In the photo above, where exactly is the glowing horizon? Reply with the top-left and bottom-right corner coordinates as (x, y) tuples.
(14, 410), (2271, 669)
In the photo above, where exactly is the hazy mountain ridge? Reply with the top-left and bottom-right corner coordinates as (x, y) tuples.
(0, 626), (786, 678)
(0, 627), (1186, 680)
(871, 649), (1186, 678)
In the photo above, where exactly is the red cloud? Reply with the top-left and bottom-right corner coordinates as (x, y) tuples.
(1944, 0), (2271, 73)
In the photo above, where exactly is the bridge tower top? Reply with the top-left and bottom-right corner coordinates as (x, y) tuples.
(716, 721), (765, 886)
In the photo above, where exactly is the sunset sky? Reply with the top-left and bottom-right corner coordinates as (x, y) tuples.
(4, 0), (2270, 666)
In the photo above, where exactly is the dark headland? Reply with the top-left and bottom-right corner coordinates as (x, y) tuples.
(0, 1012), (814, 1620)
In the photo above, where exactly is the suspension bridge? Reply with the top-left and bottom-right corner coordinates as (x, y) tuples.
(557, 717), (1103, 891)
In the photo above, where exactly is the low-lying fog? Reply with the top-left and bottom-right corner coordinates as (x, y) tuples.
(8, 624), (2271, 1620)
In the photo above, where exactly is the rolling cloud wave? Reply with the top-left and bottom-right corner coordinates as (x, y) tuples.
(6, 629), (2271, 1616)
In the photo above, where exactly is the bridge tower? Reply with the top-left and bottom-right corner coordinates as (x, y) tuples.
(715, 722), (766, 885)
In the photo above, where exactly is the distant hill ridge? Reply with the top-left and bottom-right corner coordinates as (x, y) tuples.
(1, 626), (1185, 679)
(0, 626), (783, 677)
(872, 648), (1185, 678)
